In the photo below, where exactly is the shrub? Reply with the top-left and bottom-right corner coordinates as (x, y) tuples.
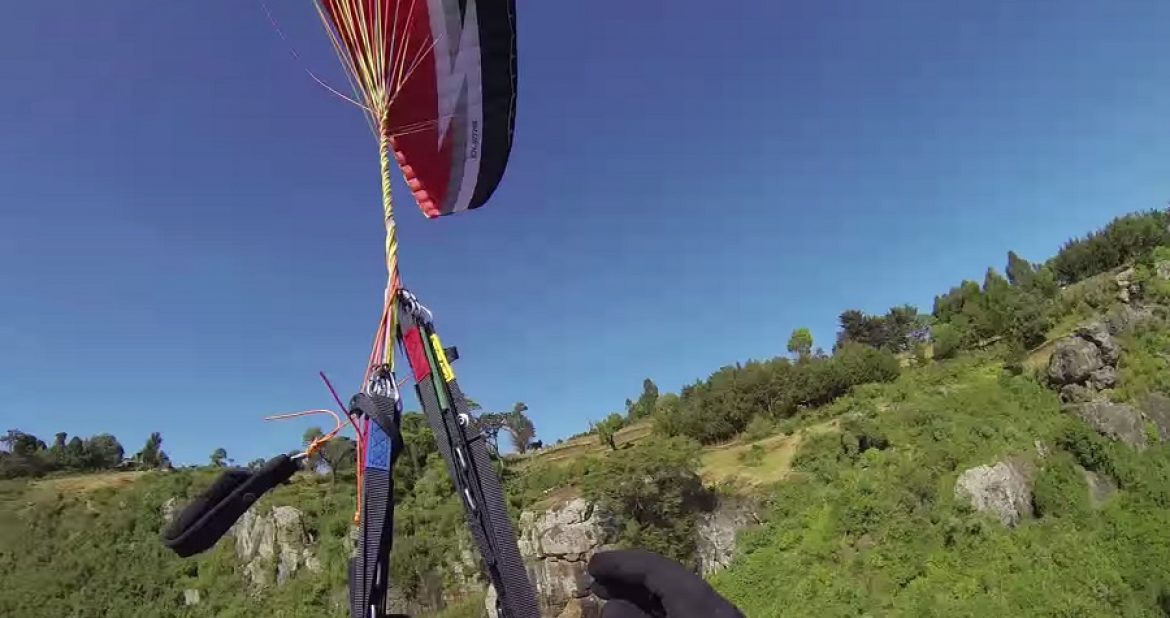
(583, 436), (707, 566)
(1057, 425), (1117, 480)
(739, 444), (766, 467)
(743, 416), (775, 442)
(1032, 453), (1089, 519)
(932, 323), (962, 360)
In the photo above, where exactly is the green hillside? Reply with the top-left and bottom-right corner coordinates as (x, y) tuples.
(4, 209), (1170, 616)
(712, 348), (1170, 615)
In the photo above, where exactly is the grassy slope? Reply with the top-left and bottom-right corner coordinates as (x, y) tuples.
(8, 288), (1170, 617)
(0, 468), (361, 618)
(710, 338), (1170, 617)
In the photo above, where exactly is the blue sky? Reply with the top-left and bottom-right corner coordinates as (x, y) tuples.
(2, 1), (1168, 465)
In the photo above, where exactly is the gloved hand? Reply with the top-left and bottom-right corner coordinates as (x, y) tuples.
(586, 549), (745, 618)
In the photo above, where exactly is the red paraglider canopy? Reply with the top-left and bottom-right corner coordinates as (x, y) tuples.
(317, 0), (518, 218)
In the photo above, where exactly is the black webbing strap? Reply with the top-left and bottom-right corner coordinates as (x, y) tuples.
(349, 393), (404, 618)
(161, 454), (299, 557)
(397, 292), (540, 618)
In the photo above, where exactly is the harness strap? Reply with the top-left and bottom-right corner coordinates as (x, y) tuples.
(396, 291), (540, 618)
(349, 393), (404, 618)
(161, 454), (299, 557)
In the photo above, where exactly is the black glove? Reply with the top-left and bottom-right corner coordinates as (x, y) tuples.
(586, 549), (745, 618)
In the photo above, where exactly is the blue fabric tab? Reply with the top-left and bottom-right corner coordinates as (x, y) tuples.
(365, 421), (391, 471)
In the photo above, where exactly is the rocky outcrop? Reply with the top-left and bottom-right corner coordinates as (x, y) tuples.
(1048, 335), (1106, 388)
(1048, 322), (1122, 393)
(1060, 383), (1098, 404)
(1081, 468), (1118, 508)
(502, 495), (754, 617)
(1069, 401), (1148, 450)
(231, 506), (322, 589)
(1088, 366), (1118, 390)
(1077, 322), (1121, 365)
(164, 481), (751, 615)
(1156, 260), (1170, 281)
(696, 499), (756, 575)
(1044, 316), (1170, 450)
(1116, 268), (1140, 304)
(517, 498), (609, 617)
(1141, 393), (1170, 441)
(160, 497), (322, 592)
(954, 459), (1035, 527)
(1104, 304), (1157, 336)
(162, 497), (178, 526)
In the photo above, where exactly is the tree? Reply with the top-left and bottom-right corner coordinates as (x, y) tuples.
(932, 281), (982, 322)
(583, 436), (707, 566)
(475, 412), (510, 455)
(787, 328), (814, 361)
(652, 393), (685, 437)
(302, 427), (325, 472)
(1030, 265), (1060, 299)
(247, 458), (266, 470)
(932, 323), (961, 360)
(836, 306), (925, 352)
(83, 434), (124, 469)
(1006, 250), (1037, 287)
(394, 412), (438, 495)
(47, 432), (68, 468)
(65, 437), (86, 469)
(1048, 209), (1170, 284)
(210, 447), (228, 468)
(628, 379), (660, 420)
(837, 310), (870, 347)
(594, 413), (626, 451)
(977, 268), (1015, 338)
(319, 437), (356, 483)
(506, 403), (536, 454)
(0, 430), (49, 478)
(2, 430), (46, 457)
(135, 432), (170, 469)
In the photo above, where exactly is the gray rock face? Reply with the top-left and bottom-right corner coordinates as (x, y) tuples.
(1081, 468), (1118, 508)
(1060, 384), (1098, 404)
(517, 498), (608, 617)
(1116, 268), (1137, 304)
(1142, 393), (1170, 441)
(1088, 366), (1118, 390)
(954, 460), (1035, 527)
(696, 500), (755, 576)
(1076, 323), (1121, 366)
(1048, 338), (1104, 386)
(1156, 261), (1170, 281)
(1048, 321), (1127, 404)
(1104, 304), (1157, 336)
(508, 495), (753, 616)
(519, 498), (606, 562)
(162, 497), (178, 526)
(1067, 401), (1148, 450)
(231, 505), (321, 589)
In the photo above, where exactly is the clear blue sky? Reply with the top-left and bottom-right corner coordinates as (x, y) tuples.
(2, 1), (1168, 465)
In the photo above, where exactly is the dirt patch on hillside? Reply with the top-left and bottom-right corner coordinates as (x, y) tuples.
(36, 471), (145, 494)
(700, 420), (839, 486)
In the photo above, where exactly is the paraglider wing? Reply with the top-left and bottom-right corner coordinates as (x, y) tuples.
(318, 0), (518, 218)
